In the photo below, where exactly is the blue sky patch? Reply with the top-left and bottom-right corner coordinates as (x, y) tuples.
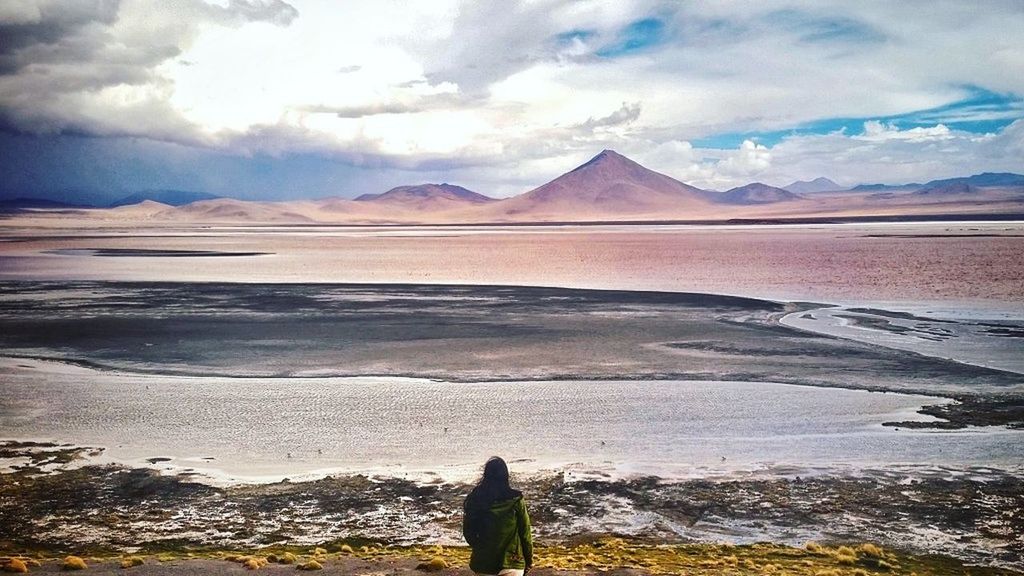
(596, 17), (667, 57)
(692, 86), (1022, 149)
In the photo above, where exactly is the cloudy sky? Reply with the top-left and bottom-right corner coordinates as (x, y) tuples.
(1, 0), (1023, 203)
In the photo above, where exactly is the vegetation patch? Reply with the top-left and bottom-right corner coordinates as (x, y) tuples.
(61, 556), (87, 571)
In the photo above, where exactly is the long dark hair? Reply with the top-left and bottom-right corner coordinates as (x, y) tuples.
(465, 456), (522, 511)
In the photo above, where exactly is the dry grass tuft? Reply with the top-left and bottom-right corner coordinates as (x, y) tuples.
(804, 542), (825, 554)
(814, 570), (841, 576)
(297, 560), (323, 571)
(416, 556), (448, 571)
(339, 545), (354, 555)
(312, 548), (328, 556)
(3, 559), (28, 573)
(119, 556), (144, 569)
(277, 552), (298, 565)
(62, 557), (87, 571)
(836, 553), (857, 565)
(858, 543), (884, 558)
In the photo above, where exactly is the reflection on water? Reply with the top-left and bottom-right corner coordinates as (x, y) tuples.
(2, 359), (1022, 481)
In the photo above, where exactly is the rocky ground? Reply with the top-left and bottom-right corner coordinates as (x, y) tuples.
(1, 442), (1021, 571)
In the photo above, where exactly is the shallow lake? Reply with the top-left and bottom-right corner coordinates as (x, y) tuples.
(2, 359), (1021, 482)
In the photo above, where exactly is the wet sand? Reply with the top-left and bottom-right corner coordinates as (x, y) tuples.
(1, 282), (1021, 404)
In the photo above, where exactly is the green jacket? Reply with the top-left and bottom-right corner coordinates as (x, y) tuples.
(463, 495), (533, 574)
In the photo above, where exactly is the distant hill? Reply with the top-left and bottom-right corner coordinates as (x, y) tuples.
(354, 183), (495, 211)
(713, 183), (802, 204)
(783, 177), (842, 194)
(850, 183), (922, 192)
(109, 190), (221, 207)
(168, 198), (313, 223)
(913, 182), (979, 196)
(479, 149), (713, 220)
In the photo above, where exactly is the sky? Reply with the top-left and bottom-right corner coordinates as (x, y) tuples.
(1, 0), (1023, 203)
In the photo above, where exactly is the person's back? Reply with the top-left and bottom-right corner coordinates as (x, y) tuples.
(463, 457), (533, 576)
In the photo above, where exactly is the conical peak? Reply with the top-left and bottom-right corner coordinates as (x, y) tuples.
(595, 149), (625, 161)
(569, 149), (636, 174)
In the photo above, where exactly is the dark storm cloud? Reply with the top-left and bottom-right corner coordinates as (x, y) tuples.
(0, 0), (298, 136)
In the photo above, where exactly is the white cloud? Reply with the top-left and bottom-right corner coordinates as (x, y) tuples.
(859, 121), (954, 142)
(0, 0), (1023, 197)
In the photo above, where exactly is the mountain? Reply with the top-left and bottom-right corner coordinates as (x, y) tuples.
(783, 177), (842, 194)
(713, 183), (802, 204)
(923, 172), (1024, 189)
(480, 150), (713, 220)
(110, 190), (221, 207)
(354, 183), (495, 211)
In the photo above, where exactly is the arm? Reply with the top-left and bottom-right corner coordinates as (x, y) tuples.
(517, 498), (534, 570)
(463, 505), (480, 547)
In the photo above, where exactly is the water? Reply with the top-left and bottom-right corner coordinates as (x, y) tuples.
(3, 359), (1021, 482)
(781, 306), (1024, 374)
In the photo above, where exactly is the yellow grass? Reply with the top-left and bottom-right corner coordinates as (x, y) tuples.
(61, 556), (87, 571)
(2, 559), (27, 573)
(119, 556), (145, 569)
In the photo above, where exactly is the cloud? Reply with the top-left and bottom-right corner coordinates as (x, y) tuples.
(579, 101), (641, 130)
(724, 119), (1024, 188)
(0, 0), (299, 139)
(858, 121), (954, 142)
(0, 1), (1023, 201)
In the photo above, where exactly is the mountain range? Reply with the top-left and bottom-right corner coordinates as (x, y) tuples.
(6, 151), (1024, 224)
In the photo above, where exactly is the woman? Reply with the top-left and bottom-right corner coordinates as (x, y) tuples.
(463, 457), (534, 576)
